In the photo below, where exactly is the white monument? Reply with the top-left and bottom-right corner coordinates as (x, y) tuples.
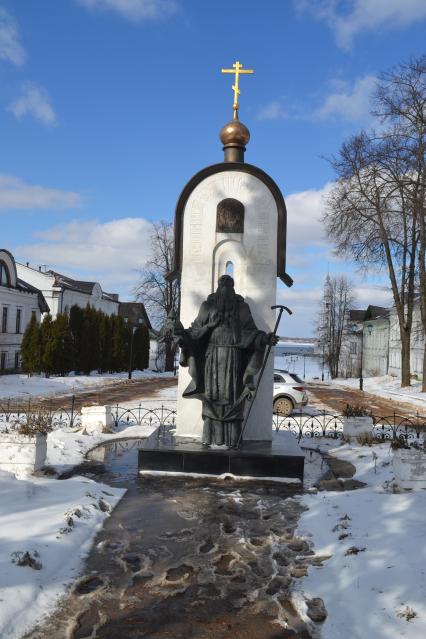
(168, 61), (292, 443)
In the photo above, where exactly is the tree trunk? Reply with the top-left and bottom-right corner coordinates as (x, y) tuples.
(422, 343), (426, 393)
(165, 341), (175, 372)
(400, 331), (411, 387)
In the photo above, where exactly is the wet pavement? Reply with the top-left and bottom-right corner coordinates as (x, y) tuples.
(24, 440), (328, 639)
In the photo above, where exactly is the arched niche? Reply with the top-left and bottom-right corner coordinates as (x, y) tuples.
(213, 239), (247, 294)
(216, 198), (244, 233)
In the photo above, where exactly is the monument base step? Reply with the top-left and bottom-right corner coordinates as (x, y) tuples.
(138, 430), (304, 481)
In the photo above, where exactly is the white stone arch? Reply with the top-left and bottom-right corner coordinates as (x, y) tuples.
(212, 239), (247, 295)
(0, 249), (18, 288)
(92, 283), (102, 301)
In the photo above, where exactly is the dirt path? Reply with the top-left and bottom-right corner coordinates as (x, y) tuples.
(25, 444), (316, 639)
(8, 377), (178, 412)
(306, 382), (426, 418)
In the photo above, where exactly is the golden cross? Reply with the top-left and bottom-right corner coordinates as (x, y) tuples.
(221, 60), (254, 116)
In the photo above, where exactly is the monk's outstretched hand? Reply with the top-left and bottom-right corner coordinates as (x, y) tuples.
(263, 332), (279, 346)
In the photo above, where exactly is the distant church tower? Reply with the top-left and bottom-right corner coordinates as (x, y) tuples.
(169, 61), (293, 441)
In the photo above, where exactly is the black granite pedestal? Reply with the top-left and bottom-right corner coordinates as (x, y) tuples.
(139, 430), (304, 481)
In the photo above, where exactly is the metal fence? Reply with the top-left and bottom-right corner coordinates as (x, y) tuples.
(0, 396), (81, 431)
(111, 404), (177, 429)
(0, 399), (177, 434)
(1, 396), (425, 443)
(273, 410), (426, 443)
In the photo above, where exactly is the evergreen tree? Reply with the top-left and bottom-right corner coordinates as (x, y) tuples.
(78, 305), (101, 375)
(69, 305), (84, 372)
(99, 313), (112, 373)
(40, 314), (55, 377)
(20, 314), (42, 375)
(132, 324), (150, 371)
(50, 313), (74, 376)
(111, 315), (127, 371)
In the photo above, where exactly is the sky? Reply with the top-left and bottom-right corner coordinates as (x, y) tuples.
(1, 0), (425, 336)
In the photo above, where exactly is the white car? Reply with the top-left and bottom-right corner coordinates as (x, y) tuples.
(273, 369), (308, 416)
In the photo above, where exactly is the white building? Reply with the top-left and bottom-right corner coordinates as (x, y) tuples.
(363, 316), (390, 377)
(388, 300), (424, 380)
(16, 263), (119, 319)
(340, 306), (389, 378)
(0, 250), (49, 373)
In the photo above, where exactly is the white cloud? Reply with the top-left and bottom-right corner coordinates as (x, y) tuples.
(76, 0), (178, 22)
(16, 218), (154, 296)
(276, 284), (324, 336)
(354, 283), (392, 309)
(0, 7), (26, 66)
(258, 100), (288, 121)
(8, 83), (57, 126)
(260, 75), (376, 124)
(315, 74), (376, 122)
(286, 183), (331, 250)
(276, 278), (392, 337)
(0, 175), (82, 210)
(297, 0), (426, 49)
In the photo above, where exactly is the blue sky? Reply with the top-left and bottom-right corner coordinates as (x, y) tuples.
(1, 0), (426, 336)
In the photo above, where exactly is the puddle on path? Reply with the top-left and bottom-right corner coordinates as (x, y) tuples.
(25, 439), (326, 639)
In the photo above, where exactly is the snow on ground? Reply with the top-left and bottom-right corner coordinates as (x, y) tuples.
(46, 422), (158, 472)
(2, 378), (425, 639)
(0, 412), (162, 637)
(0, 370), (174, 401)
(334, 375), (426, 409)
(296, 440), (426, 639)
(0, 469), (125, 639)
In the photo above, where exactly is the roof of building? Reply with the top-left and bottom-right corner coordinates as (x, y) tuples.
(48, 271), (119, 303)
(118, 302), (152, 329)
(16, 279), (50, 313)
(349, 305), (389, 322)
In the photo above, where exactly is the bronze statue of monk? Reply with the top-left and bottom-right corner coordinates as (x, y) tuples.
(175, 275), (277, 447)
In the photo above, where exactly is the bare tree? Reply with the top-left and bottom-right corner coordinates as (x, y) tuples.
(372, 56), (426, 389)
(135, 221), (180, 371)
(324, 130), (418, 387)
(317, 275), (355, 379)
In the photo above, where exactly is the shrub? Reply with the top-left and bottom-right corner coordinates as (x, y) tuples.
(16, 411), (54, 436)
(342, 403), (372, 417)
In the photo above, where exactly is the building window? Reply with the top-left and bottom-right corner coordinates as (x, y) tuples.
(2, 307), (8, 333)
(31, 310), (36, 320)
(16, 308), (22, 334)
(350, 341), (357, 355)
(14, 351), (20, 369)
(0, 353), (6, 371)
(0, 261), (10, 287)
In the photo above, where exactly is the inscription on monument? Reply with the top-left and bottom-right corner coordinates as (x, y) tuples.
(189, 198), (203, 260)
(255, 206), (272, 264)
(216, 198), (245, 233)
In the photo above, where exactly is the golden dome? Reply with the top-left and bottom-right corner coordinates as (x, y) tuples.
(220, 117), (250, 147)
